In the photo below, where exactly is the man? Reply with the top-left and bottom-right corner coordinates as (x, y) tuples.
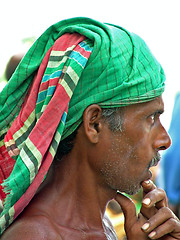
(0, 17), (179, 239)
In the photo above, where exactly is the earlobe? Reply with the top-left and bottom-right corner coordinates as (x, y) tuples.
(83, 104), (103, 143)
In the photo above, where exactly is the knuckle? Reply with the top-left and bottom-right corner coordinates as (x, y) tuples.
(155, 188), (166, 198)
(168, 217), (177, 230)
(153, 189), (167, 202)
(144, 189), (156, 199)
(160, 206), (172, 216)
(158, 188), (166, 196)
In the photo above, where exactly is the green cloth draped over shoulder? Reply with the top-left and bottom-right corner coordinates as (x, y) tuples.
(0, 17), (165, 235)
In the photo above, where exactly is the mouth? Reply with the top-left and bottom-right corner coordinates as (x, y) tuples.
(148, 152), (161, 168)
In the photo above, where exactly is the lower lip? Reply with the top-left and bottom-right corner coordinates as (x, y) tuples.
(145, 170), (152, 181)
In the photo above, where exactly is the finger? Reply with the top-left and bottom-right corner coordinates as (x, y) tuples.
(141, 207), (174, 234)
(142, 180), (168, 208)
(115, 192), (137, 225)
(141, 180), (157, 195)
(140, 181), (168, 219)
(140, 188), (165, 219)
(147, 218), (178, 239)
(140, 203), (157, 219)
(116, 192), (150, 239)
(142, 188), (168, 210)
(138, 212), (149, 225)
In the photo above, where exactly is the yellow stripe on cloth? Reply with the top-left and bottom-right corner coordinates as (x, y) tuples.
(47, 46), (75, 68)
(0, 207), (15, 233)
(13, 110), (36, 146)
(20, 138), (42, 184)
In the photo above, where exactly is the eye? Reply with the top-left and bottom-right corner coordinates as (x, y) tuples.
(150, 114), (155, 123)
(148, 111), (162, 126)
(148, 113), (157, 126)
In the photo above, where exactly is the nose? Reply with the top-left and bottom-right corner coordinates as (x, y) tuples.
(153, 126), (171, 151)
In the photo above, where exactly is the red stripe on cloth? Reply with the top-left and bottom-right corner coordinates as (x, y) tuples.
(0, 146), (16, 180)
(5, 34), (84, 138)
(28, 84), (70, 155)
(0, 145), (15, 200)
(0, 178), (6, 200)
(52, 33), (86, 51)
(13, 104), (67, 219)
(38, 77), (60, 93)
(75, 44), (92, 58)
(4, 130), (13, 144)
(4, 46), (53, 140)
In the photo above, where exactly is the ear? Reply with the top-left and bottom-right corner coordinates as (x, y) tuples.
(83, 104), (103, 144)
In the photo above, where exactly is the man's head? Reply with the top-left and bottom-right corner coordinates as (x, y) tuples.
(95, 96), (171, 195)
(56, 96), (171, 195)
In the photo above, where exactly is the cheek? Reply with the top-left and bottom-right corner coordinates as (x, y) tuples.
(100, 134), (151, 193)
(103, 129), (151, 167)
(115, 134), (151, 175)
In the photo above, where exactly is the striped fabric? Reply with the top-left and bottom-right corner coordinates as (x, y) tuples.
(0, 17), (166, 235)
(0, 32), (93, 234)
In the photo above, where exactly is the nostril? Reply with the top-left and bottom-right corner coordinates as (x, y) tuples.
(159, 146), (167, 150)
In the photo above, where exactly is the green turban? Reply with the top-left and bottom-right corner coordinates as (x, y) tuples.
(61, 18), (165, 138)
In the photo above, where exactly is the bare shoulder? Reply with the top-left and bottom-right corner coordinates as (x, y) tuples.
(1, 215), (63, 240)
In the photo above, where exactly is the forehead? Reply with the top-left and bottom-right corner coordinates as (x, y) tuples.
(123, 96), (164, 118)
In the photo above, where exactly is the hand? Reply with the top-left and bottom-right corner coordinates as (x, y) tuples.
(140, 180), (180, 239)
(115, 192), (149, 240)
(115, 181), (180, 240)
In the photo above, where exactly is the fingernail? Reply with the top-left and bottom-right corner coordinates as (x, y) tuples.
(144, 180), (150, 185)
(148, 231), (156, 238)
(141, 222), (150, 231)
(142, 198), (151, 206)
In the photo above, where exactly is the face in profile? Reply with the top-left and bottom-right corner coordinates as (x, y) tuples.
(98, 97), (171, 195)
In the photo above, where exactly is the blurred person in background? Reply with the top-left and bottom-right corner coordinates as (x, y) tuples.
(0, 53), (24, 92)
(5, 53), (24, 81)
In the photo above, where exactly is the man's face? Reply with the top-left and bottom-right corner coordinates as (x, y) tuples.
(99, 96), (171, 195)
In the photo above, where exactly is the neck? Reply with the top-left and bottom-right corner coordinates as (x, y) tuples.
(34, 153), (116, 230)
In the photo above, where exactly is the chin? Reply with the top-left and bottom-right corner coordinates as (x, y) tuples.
(126, 188), (140, 196)
(122, 184), (141, 196)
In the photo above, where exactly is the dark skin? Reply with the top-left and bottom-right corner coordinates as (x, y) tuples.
(1, 96), (180, 239)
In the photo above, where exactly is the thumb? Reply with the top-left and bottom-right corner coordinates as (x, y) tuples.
(115, 192), (137, 225)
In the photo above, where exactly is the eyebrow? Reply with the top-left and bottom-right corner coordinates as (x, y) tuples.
(150, 109), (164, 118)
(155, 109), (164, 115)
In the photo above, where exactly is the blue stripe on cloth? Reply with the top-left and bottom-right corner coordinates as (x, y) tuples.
(37, 86), (56, 103)
(42, 70), (62, 83)
(79, 41), (93, 52)
(69, 51), (88, 68)
(61, 111), (67, 125)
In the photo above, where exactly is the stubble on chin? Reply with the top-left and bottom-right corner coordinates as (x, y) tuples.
(118, 181), (142, 196)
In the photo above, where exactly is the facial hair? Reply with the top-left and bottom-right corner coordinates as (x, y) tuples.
(148, 152), (161, 168)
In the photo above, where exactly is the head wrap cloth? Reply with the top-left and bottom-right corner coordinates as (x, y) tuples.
(0, 17), (165, 233)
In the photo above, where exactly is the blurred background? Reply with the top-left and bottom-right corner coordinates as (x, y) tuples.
(0, 1), (180, 239)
